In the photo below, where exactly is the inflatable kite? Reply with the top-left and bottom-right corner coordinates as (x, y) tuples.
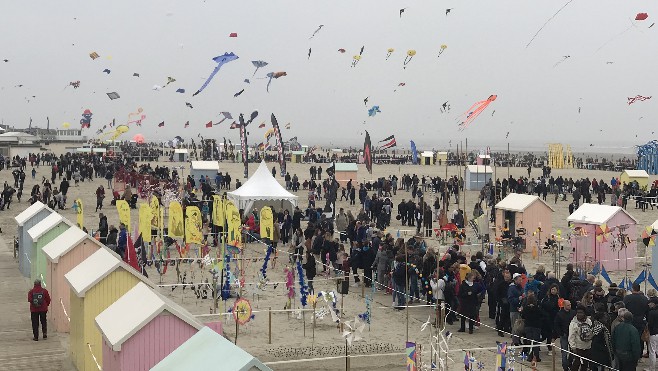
(457, 95), (497, 131)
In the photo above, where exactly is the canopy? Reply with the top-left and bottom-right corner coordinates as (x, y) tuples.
(227, 161), (298, 211)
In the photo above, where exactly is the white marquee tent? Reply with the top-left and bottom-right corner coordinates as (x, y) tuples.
(227, 161), (298, 211)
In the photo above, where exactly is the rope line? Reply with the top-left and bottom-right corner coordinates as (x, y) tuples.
(60, 298), (70, 322)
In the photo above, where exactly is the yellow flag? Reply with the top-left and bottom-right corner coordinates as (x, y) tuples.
(139, 203), (152, 242)
(212, 195), (224, 227)
(150, 195), (160, 231)
(260, 206), (274, 240)
(225, 201), (241, 244)
(168, 201), (184, 238)
(75, 198), (84, 229)
(185, 206), (203, 244)
(116, 199), (131, 229)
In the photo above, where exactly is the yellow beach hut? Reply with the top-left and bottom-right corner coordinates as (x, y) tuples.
(620, 169), (650, 189)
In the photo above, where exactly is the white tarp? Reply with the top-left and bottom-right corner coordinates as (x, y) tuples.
(227, 161), (298, 211)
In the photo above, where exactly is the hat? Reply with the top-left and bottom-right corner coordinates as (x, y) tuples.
(608, 283), (618, 291)
(513, 273), (522, 280)
(651, 297), (658, 305)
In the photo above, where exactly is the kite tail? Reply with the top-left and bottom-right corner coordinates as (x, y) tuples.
(194, 66), (222, 96)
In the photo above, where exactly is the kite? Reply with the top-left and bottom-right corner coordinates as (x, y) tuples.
(265, 72), (287, 92)
(285, 123), (291, 129)
(386, 48), (394, 60)
(526, 0), (574, 48)
(217, 112), (233, 125)
(133, 73), (140, 77)
(89, 52), (100, 60)
(234, 89), (245, 97)
(338, 48), (346, 53)
(175, 88), (185, 93)
(80, 109), (93, 128)
(597, 13), (651, 52)
(394, 82), (405, 92)
(193, 52), (239, 96)
(165, 76), (176, 86)
(437, 44), (447, 58)
(106, 92), (120, 100)
(128, 108), (144, 120)
(67, 81), (80, 89)
(152, 85), (162, 91)
(102, 69), (111, 74)
(650, 23), (656, 28)
(378, 135), (397, 149)
(364, 97), (369, 106)
(399, 8), (406, 17)
(368, 106), (381, 117)
(359, 46), (365, 56)
(458, 95), (497, 130)
(351, 55), (361, 67)
(553, 55), (570, 67)
(244, 79), (250, 83)
(2, 59), (8, 62)
(446, 8), (453, 16)
(185, 102), (193, 109)
(251, 60), (268, 76)
(403, 50), (416, 68)
(309, 25), (324, 39)
(363, 131), (372, 174)
(229, 32), (238, 37)
(308, 48), (312, 59)
(133, 134), (145, 143)
(628, 95), (652, 105)
(62, 122), (70, 128)
(636, 13), (649, 21)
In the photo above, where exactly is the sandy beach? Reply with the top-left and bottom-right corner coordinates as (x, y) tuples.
(2, 146), (657, 370)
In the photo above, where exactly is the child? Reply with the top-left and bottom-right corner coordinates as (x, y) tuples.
(31, 168), (36, 179)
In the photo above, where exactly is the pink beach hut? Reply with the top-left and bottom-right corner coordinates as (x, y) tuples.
(41, 226), (103, 333)
(95, 282), (204, 371)
(567, 203), (638, 271)
(495, 193), (554, 249)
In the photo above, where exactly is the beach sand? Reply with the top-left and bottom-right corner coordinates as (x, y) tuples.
(2, 148), (656, 370)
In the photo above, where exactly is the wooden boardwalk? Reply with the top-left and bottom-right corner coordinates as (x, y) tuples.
(0, 236), (74, 371)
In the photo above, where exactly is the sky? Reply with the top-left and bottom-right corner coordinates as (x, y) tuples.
(1, 0), (657, 154)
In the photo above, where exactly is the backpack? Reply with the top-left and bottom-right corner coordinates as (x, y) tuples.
(577, 321), (594, 342)
(32, 291), (44, 307)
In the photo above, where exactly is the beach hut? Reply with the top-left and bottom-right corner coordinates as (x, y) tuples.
(436, 152), (448, 165)
(464, 165), (492, 191)
(173, 148), (189, 162)
(151, 327), (272, 371)
(291, 150), (305, 163)
(420, 151), (435, 166)
(65, 248), (155, 371)
(190, 161), (220, 181)
(42, 226), (102, 333)
(27, 212), (74, 286)
(477, 154), (491, 166)
(495, 194), (554, 248)
(95, 282), (204, 371)
(619, 169), (650, 189)
(567, 203), (638, 271)
(334, 163), (358, 187)
(15, 201), (53, 278)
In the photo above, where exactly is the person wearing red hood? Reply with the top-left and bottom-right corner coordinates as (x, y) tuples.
(28, 278), (51, 341)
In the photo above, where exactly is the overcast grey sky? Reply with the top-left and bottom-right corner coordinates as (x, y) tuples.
(1, 0), (657, 153)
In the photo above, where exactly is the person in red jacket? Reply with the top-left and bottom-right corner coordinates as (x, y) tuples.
(28, 279), (51, 341)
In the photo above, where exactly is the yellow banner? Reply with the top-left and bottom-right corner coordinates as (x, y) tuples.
(185, 206), (203, 244)
(150, 195), (160, 231)
(225, 201), (241, 244)
(168, 201), (184, 238)
(75, 198), (83, 229)
(212, 195), (224, 227)
(260, 206), (274, 240)
(139, 203), (152, 242)
(116, 199), (131, 229)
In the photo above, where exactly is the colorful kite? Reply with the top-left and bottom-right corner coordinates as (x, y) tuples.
(80, 109), (93, 128)
(458, 95), (497, 130)
(628, 95), (652, 105)
(352, 55), (361, 67)
(363, 131), (372, 174)
(367, 106), (381, 117)
(636, 13), (649, 21)
(89, 52), (100, 60)
(378, 135), (396, 149)
(265, 72), (287, 92)
(251, 60), (268, 76)
(193, 52), (239, 96)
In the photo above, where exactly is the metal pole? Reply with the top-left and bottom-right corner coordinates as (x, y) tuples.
(507, 142), (510, 178)
(268, 307), (272, 344)
(405, 246), (409, 343)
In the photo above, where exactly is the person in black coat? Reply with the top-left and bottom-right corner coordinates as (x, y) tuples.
(303, 251), (316, 294)
(521, 295), (544, 362)
(361, 242), (376, 288)
(495, 270), (512, 336)
(458, 272), (479, 333)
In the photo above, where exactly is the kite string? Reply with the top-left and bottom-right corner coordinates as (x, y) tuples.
(526, 0), (575, 48)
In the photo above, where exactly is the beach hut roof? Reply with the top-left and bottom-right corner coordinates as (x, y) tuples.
(622, 170), (649, 178)
(95, 282), (204, 351)
(174, 148), (189, 154)
(465, 165), (492, 173)
(335, 163), (358, 171)
(64, 248), (154, 297)
(567, 203), (638, 225)
(150, 327), (272, 371)
(42, 227), (89, 263)
(495, 193), (554, 212)
(421, 151), (434, 156)
(190, 161), (219, 171)
(27, 212), (68, 242)
(14, 201), (47, 226)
